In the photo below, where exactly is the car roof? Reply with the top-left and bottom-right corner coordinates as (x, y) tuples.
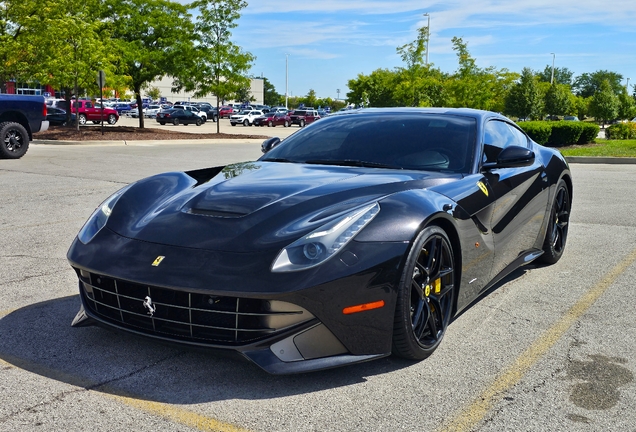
(328, 107), (508, 122)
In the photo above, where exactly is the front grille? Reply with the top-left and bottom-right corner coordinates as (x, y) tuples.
(75, 268), (313, 346)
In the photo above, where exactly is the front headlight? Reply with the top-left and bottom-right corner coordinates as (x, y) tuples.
(271, 202), (380, 273)
(77, 187), (128, 244)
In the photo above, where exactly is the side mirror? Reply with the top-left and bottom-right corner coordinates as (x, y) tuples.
(261, 137), (281, 153)
(482, 145), (535, 170)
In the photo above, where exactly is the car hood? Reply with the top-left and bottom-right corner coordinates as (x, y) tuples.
(106, 162), (458, 252)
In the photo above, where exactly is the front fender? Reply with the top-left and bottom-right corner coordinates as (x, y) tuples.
(356, 189), (457, 242)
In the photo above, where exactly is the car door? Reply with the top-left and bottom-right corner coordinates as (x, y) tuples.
(479, 119), (550, 279)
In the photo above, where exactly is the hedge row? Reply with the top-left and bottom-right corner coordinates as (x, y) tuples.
(517, 121), (600, 147)
(606, 123), (636, 140)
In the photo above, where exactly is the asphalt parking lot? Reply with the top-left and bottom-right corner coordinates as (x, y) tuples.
(1, 143), (635, 431)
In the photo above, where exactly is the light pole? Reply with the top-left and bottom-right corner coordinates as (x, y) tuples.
(550, 53), (555, 84)
(285, 53), (289, 109)
(627, 78), (630, 92)
(424, 13), (430, 66)
(336, 88), (340, 101)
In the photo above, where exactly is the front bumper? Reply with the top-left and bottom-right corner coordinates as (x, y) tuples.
(68, 228), (408, 373)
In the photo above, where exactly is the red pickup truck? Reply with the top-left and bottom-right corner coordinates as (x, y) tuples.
(71, 100), (119, 125)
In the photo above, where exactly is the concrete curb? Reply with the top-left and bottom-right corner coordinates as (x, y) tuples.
(564, 156), (636, 164)
(32, 138), (266, 146)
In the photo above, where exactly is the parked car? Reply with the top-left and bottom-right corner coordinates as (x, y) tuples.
(0, 94), (49, 159)
(174, 105), (207, 122)
(289, 109), (320, 127)
(71, 100), (119, 125)
(46, 106), (76, 126)
(192, 102), (218, 122)
(219, 106), (234, 118)
(156, 108), (203, 126)
(563, 116), (579, 121)
(230, 110), (263, 126)
(113, 103), (133, 114)
(68, 107), (572, 374)
(143, 105), (162, 118)
(253, 112), (291, 127)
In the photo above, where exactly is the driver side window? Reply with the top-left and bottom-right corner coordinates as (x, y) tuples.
(482, 120), (526, 163)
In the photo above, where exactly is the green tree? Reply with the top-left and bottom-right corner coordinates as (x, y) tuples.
(346, 69), (400, 107)
(180, 0), (255, 133)
(617, 87), (636, 120)
(536, 65), (574, 86)
(145, 86), (161, 101)
(262, 77), (281, 106)
(447, 37), (517, 111)
(589, 80), (619, 126)
(0, 0), (41, 92)
(569, 94), (589, 119)
(104, 0), (195, 128)
(544, 82), (571, 118)
(234, 82), (253, 103)
(504, 67), (542, 119)
(573, 70), (623, 98)
(31, 0), (111, 126)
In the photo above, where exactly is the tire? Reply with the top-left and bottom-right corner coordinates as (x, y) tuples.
(173, 118), (180, 126)
(299, 119), (305, 127)
(284, 121), (289, 127)
(243, 119), (249, 126)
(539, 179), (570, 265)
(159, 122), (165, 125)
(92, 121), (100, 124)
(195, 119), (202, 126)
(231, 123), (236, 126)
(78, 114), (87, 125)
(392, 225), (456, 360)
(213, 115), (218, 122)
(0, 121), (29, 159)
(268, 121), (273, 127)
(107, 114), (117, 125)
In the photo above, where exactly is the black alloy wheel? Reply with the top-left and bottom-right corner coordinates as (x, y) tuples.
(0, 121), (29, 159)
(539, 179), (570, 264)
(195, 119), (202, 126)
(392, 226), (455, 360)
(173, 118), (180, 126)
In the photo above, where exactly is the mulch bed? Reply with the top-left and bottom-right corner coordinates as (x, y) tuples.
(35, 125), (268, 141)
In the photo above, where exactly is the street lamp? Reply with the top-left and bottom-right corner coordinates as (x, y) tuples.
(336, 88), (340, 101)
(550, 53), (555, 84)
(424, 13), (430, 66)
(285, 53), (289, 109)
(627, 78), (631, 92)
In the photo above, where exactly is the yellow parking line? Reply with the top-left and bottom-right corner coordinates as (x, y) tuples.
(0, 308), (16, 318)
(440, 247), (636, 432)
(0, 352), (250, 432)
(102, 392), (251, 432)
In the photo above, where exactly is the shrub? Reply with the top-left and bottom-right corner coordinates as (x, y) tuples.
(606, 122), (636, 140)
(548, 122), (583, 147)
(577, 123), (600, 144)
(518, 121), (552, 145)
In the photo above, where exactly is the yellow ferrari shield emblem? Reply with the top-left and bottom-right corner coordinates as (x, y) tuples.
(152, 256), (165, 266)
(477, 181), (489, 197)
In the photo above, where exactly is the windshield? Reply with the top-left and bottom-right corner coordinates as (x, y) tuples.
(260, 112), (477, 173)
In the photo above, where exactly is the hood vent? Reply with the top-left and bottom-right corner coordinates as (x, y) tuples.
(186, 208), (248, 218)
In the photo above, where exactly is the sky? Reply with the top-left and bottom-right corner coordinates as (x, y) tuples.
(231, 1), (636, 101)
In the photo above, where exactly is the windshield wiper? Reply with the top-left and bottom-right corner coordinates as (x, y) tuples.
(304, 159), (403, 169)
